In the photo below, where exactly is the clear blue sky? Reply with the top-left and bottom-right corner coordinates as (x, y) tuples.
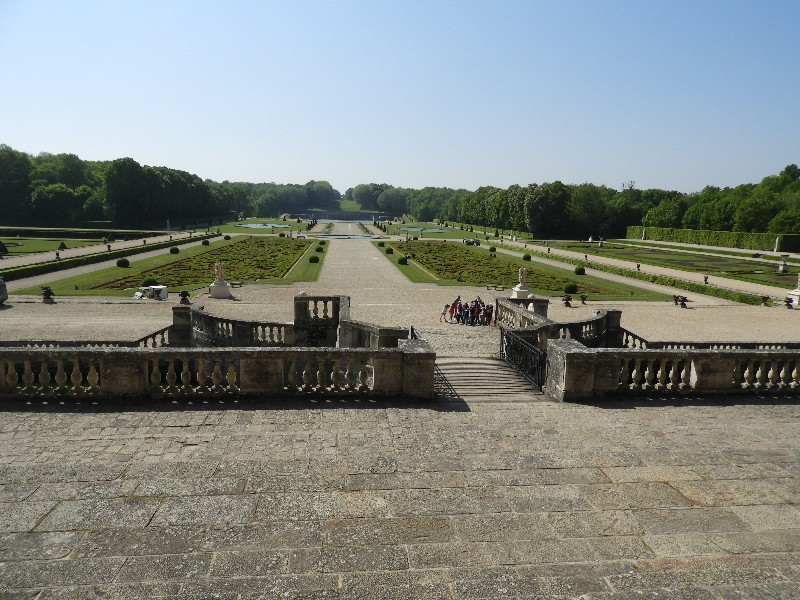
(1, 0), (798, 194)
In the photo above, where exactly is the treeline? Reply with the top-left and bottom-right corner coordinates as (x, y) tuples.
(347, 164), (800, 237)
(0, 145), (340, 228)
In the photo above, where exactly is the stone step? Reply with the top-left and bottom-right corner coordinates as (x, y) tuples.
(435, 356), (545, 402)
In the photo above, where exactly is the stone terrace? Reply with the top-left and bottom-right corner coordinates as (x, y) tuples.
(1, 396), (799, 598)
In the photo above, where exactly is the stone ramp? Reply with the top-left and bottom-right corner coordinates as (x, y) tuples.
(435, 355), (545, 402)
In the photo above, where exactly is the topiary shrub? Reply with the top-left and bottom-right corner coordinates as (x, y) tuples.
(412, 236), (418, 241)
(202, 239), (210, 246)
(279, 232), (286, 237)
(142, 277), (158, 287)
(564, 282), (578, 294)
(574, 266), (585, 275)
(309, 255), (319, 263)
(169, 246), (179, 254)
(385, 248), (394, 254)
(398, 256), (408, 265)
(315, 246), (324, 252)
(116, 258), (130, 268)
(224, 234), (231, 240)
(319, 240), (326, 245)
(522, 254), (531, 261)
(489, 247), (496, 253)
(378, 241), (385, 247)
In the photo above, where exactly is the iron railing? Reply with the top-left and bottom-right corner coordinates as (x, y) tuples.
(499, 325), (546, 388)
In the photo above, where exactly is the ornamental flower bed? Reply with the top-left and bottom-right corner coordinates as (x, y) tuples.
(93, 237), (312, 289)
(392, 241), (608, 294)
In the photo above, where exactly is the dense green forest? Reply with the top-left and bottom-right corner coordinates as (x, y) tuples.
(2, 144), (798, 236)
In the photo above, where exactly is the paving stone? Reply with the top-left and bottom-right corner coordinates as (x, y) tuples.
(345, 470), (468, 491)
(670, 479), (790, 506)
(133, 476), (246, 497)
(255, 490), (388, 520)
(548, 510), (644, 538)
(206, 549), (288, 577)
(177, 574), (339, 599)
(690, 462), (796, 480)
(579, 483), (693, 510)
(289, 545), (409, 572)
(324, 516), (454, 546)
(0, 483), (38, 502)
(150, 494), (257, 526)
(0, 556), (125, 588)
(114, 552), (212, 582)
(590, 536), (654, 560)
(498, 484), (594, 512)
(711, 582), (800, 599)
(0, 463), (126, 484)
(0, 592), (41, 600)
(607, 568), (786, 591)
(122, 461), (218, 480)
(601, 466), (703, 483)
(34, 582), (183, 599)
(246, 473), (346, 493)
(0, 501), (55, 532)
(27, 480), (139, 502)
(580, 588), (718, 599)
(450, 513), (555, 542)
(715, 530), (800, 554)
(73, 526), (207, 557)
(385, 487), (508, 517)
(0, 531), (83, 561)
(634, 507), (752, 534)
(204, 521), (323, 550)
(465, 467), (610, 487)
(643, 533), (729, 557)
(35, 498), (161, 531)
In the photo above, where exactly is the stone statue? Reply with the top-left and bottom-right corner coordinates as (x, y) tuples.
(518, 267), (527, 286)
(214, 262), (225, 282)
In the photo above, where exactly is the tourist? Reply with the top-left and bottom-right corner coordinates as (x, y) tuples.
(440, 303), (450, 322)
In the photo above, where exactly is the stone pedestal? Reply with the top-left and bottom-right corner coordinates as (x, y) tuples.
(788, 287), (800, 308)
(209, 281), (233, 299)
(509, 285), (530, 299)
(0, 276), (7, 305)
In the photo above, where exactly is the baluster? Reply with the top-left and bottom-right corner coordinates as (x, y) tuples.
(20, 360), (35, 393)
(668, 360), (680, 391)
(753, 361), (765, 390)
(54, 360), (68, 394)
(180, 359), (192, 392)
(331, 359), (340, 392)
(346, 357), (355, 391)
(322, 301), (329, 319)
(226, 361), (238, 391)
(87, 360), (100, 394)
(767, 361), (780, 389)
(731, 359), (744, 388)
(38, 361), (52, 395)
(790, 361), (799, 390)
(358, 359), (368, 391)
(70, 360), (83, 394)
(302, 358), (312, 391)
(643, 360), (655, 390)
(741, 361), (753, 389)
(288, 358), (297, 392)
(618, 359), (628, 388)
(165, 360), (178, 393)
(655, 360), (667, 391)
(5, 361), (18, 390)
(680, 360), (691, 390)
(211, 360), (224, 392)
(316, 355), (325, 391)
(150, 359), (162, 389)
(629, 359), (642, 390)
(778, 361), (791, 390)
(196, 359), (208, 392)
(312, 300), (319, 319)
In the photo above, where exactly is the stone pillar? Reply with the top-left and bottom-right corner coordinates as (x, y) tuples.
(170, 306), (192, 347)
(293, 295), (311, 346)
(239, 355), (284, 394)
(603, 310), (624, 347)
(100, 354), (149, 396)
(544, 339), (596, 402)
(399, 340), (435, 399)
(233, 322), (253, 346)
(372, 354), (403, 396)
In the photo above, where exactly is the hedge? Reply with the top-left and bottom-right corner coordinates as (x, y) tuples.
(525, 249), (763, 305)
(0, 233), (215, 282)
(627, 226), (800, 252)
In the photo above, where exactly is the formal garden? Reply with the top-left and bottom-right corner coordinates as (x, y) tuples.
(13, 236), (324, 296)
(381, 240), (669, 301)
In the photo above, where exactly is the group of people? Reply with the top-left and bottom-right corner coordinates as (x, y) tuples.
(440, 295), (494, 326)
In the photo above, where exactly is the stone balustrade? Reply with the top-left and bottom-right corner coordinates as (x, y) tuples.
(545, 338), (800, 401)
(189, 309), (293, 347)
(0, 326), (172, 349)
(0, 340), (435, 399)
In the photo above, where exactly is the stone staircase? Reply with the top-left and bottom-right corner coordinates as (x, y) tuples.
(434, 356), (545, 403)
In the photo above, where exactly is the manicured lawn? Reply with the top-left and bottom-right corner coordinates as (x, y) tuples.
(539, 240), (799, 289)
(210, 218), (311, 234)
(384, 240), (669, 300)
(0, 237), (103, 254)
(14, 236), (324, 296)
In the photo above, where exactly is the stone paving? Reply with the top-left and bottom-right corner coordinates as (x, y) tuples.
(1, 223), (799, 598)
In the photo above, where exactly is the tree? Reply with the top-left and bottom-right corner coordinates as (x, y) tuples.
(104, 158), (148, 227)
(0, 144), (32, 224)
(377, 187), (410, 215)
(352, 183), (388, 211)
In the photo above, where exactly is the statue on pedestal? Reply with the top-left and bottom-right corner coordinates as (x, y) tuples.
(214, 262), (225, 283)
(518, 267), (527, 286)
